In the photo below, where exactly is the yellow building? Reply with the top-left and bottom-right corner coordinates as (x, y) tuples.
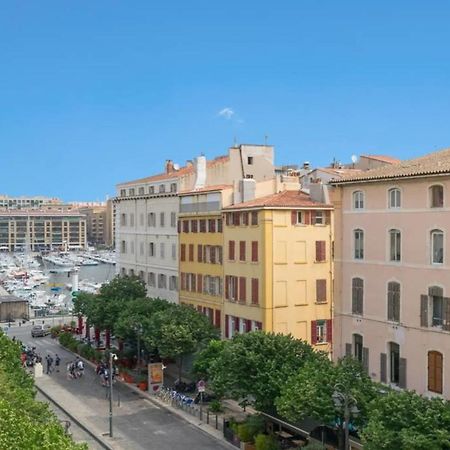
(223, 190), (333, 352)
(178, 186), (233, 333)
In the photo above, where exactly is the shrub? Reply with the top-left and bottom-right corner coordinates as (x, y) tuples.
(255, 434), (280, 450)
(237, 423), (254, 443)
(245, 415), (265, 440)
(208, 399), (223, 413)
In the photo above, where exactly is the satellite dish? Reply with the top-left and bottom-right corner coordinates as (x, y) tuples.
(351, 155), (357, 163)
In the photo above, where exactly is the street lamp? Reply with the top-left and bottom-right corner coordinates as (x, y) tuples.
(332, 383), (359, 450)
(109, 352), (118, 438)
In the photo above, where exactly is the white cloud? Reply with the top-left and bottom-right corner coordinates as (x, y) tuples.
(218, 107), (234, 120)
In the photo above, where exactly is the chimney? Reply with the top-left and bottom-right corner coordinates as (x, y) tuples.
(186, 160), (193, 168)
(303, 161), (310, 170)
(165, 160), (175, 174)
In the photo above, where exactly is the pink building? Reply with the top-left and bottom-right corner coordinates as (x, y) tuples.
(332, 148), (450, 398)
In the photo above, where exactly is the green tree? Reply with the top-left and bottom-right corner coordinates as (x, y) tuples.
(276, 356), (378, 449)
(207, 331), (320, 411)
(144, 304), (218, 379)
(192, 339), (227, 380)
(361, 390), (450, 450)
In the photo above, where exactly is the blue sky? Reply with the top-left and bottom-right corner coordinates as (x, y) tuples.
(1, 1), (450, 200)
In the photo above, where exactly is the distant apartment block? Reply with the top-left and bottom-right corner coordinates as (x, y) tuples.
(332, 148), (450, 398)
(76, 203), (112, 247)
(0, 195), (62, 210)
(0, 211), (87, 251)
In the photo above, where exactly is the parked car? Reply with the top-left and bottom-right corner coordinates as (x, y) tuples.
(31, 325), (51, 338)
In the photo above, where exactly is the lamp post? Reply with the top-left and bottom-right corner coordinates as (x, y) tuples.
(332, 384), (359, 450)
(109, 352), (118, 438)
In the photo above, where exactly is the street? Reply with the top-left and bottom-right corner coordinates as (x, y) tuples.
(9, 321), (230, 450)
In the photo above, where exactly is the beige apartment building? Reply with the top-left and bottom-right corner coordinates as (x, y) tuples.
(76, 204), (112, 247)
(332, 148), (450, 398)
(115, 144), (276, 302)
(0, 210), (87, 251)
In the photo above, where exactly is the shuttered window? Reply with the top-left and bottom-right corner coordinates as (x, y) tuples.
(197, 274), (203, 293)
(180, 244), (186, 262)
(188, 244), (194, 262)
(199, 219), (207, 232)
(239, 241), (246, 261)
(251, 278), (259, 305)
(215, 309), (221, 329)
(228, 241), (235, 261)
(217, 218), (223, 233)
(387, 282), (400, 322)
(251, 241), (258, 262)
(251, 211), (258, 225)
(198, 245), (203, 263)
(242, 212), (249, 226)
(315, 241), (326, 262)
(428, 351), (443, 394)
(239, 277), (246, 302)
(191, 220), (198, 233)
(316, 279), (327, 303)
(389, 342), (400, 385)
(352, 278), (364, 315)
(182, 220), (189, 233)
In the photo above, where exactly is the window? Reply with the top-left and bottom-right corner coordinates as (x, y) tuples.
(158, 274), (167, 289)
(149, 186), (155, 194)
(139, 213), (144, 226)
(354, 229), (364, 259)
(172, 243), (176, 260)
(159, 184), (166, 193)
(191, 220), (198, 233)
(431, 230), (444, 264)
(430, 185), (444, 208)
(121, 240), (126, 253)
(148, 213), (156, 227)
(120, 267), (126, 276)
(353, 191), (364, 209)
(352, 277), (364, 315)
(169, 276), (178, 291)
(242, 212), (249, 226)
(428, 351), (443, 394)
(251, 211), (258, 225)
(139, 270), (144, 280)
(217, 219), (223, 233)
(225, 275), (238, 301)
(389, 229), (401, 262)
(208, 219), (216, 233)
(247, 156), (253, 165)
(294, 211), (304, 225)
(251, 241), (258, 262)
(182, 220), (189, 233)
(170, 183), (177, 193)
(188, 244), (194, 262)
(139, 242), (144, 256)
(316, 279), (327, 303)
(130, 213), (135, 227)
(315, 241), (326, 262)
(228, 241), (235, 261)
(239, 241), (246, 261)
(120, 189), (126, 197)
(389, 342), (400, 384)
(149, 242), (155, 257)
(387, 282), (400, 322)
(171, 212), (176, 227)
(430, 286), (444, 327)
(160, 243), (165, 259)
(180, 244), (185, 261)
(148, 272), (156, 287)
(251, 278), (259, 304)
(314, 211), (324, 225)
(138, 187), (145, 195)
(120, 213), (127, 226)
(239, 277), (246, 302)
(129, 188), (135, 196)
(199, 219), (206, 232)
(388, 188), (401, 208)
(353, 334), (363, 362)
(160, 212), (165, 227)
(316, 321), (327, 343)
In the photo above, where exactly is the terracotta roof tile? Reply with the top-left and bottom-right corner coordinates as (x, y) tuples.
(360, 154), (401, 164)
(332, 148), (450, 184)
(224, 190), (332, 210)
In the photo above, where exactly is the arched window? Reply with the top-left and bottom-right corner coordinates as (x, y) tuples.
(389, 229), (401, 262)
(428, 351), (443, 394)
(388, 188), (401, 208)
(387, 282), (400, 322)
(431, 230), (444, 264)
(354, 229), (364, 260)
(352, 191), (364, 209)
(430, 185), (444, 208)
(352, 278), (364, 315)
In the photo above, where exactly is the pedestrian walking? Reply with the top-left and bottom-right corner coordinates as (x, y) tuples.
(76, 359), (84, 378)
(55, 354), (60, 372)
(45, 355), (53, 374)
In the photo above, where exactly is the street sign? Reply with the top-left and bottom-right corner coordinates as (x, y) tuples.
(197, 380), (206, 393)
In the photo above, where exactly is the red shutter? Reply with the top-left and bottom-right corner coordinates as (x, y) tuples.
(198, 245), (203, 262)
(225, 276), (230, 299)
(239, 277), (246, 302)
(234, 317), (240, 331)
(311, 211), (316, 225)
(311, 320), (317, 344)
(180, 244), (186, 262)
(291, 210), (297, 225)
(251, 278), (259, 304)
(240, 241), (246, 261)
(316, 241), (326, 262)
(321, 241), (326, 261)
(251, 241), (258, 262)
(326, 319), (333, 343)
(245, 319), (252, 333)
(325, 210), (331, 225)
(197, 305), (202, 312)
(225, 315), (229, 338)
(215, 309), (221, 328)
(229, 241), (235, 260)
(304, 211), (310, 225)
(233, 212), (240, 226)
(197, 274), (203, 293)
(316, 279), (327, 302)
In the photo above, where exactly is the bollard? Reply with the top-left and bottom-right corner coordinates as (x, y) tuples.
(206, 410), (209, 424)
(215, 414), (218, 429)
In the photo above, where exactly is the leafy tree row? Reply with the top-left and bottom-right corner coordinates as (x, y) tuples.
(194, 332), (450, 450)
(0, 331), (86, 449)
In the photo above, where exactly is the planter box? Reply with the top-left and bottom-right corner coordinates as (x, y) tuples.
(138, 381), (148, 391)
(240, 442), (256, 450)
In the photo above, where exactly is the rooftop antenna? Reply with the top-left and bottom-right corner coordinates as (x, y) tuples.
(264, 135), (269, 146)
(351, 154), (357, 169)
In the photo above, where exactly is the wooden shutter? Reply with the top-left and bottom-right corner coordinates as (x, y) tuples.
(311, 321), (317, 344)
(180, 244), (186, 262)
(234, 317), (240, 331)
(380, 353), (387, 383)
(189, 244), (194, 262)
(291, 210), (297, 225)
(239, 277), (246, 302)
(251, 241), (258, 262)
(251, 278), (259, 304)
(315, 241), (325, 262)
(243, 212), (249, 226)
(362, 347), (369, 373)
(325, 210), (331, 225)
(316, 279), (327, 302)
(428, 351), (443, 394)
(197, 274), (203, 293)
(225, 315), (229, 338)
(345, 343), (352, 356)
(215, 309), (221, 328)
(218, 218), (223, 232)
(225, 276), (230, 300)
(420, 294), (429, 327)
(191, 220), (197, 233)
(177, 220), (181, 233)
(229, 240), (235, 260)
(310, 210), (316, 225)
(226, 213), (230, 226)
(304, 211), (310, 225)
(210, 219), (216, 232)
(197, 305), (202, 312)
(198, 245), (203, 262)
(326, 319), (332, 343)
(399, 358), (407, 389)
(443, 297), (450, 331)
(210, 247), (216, 264)
(240, 241), (246, 261)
